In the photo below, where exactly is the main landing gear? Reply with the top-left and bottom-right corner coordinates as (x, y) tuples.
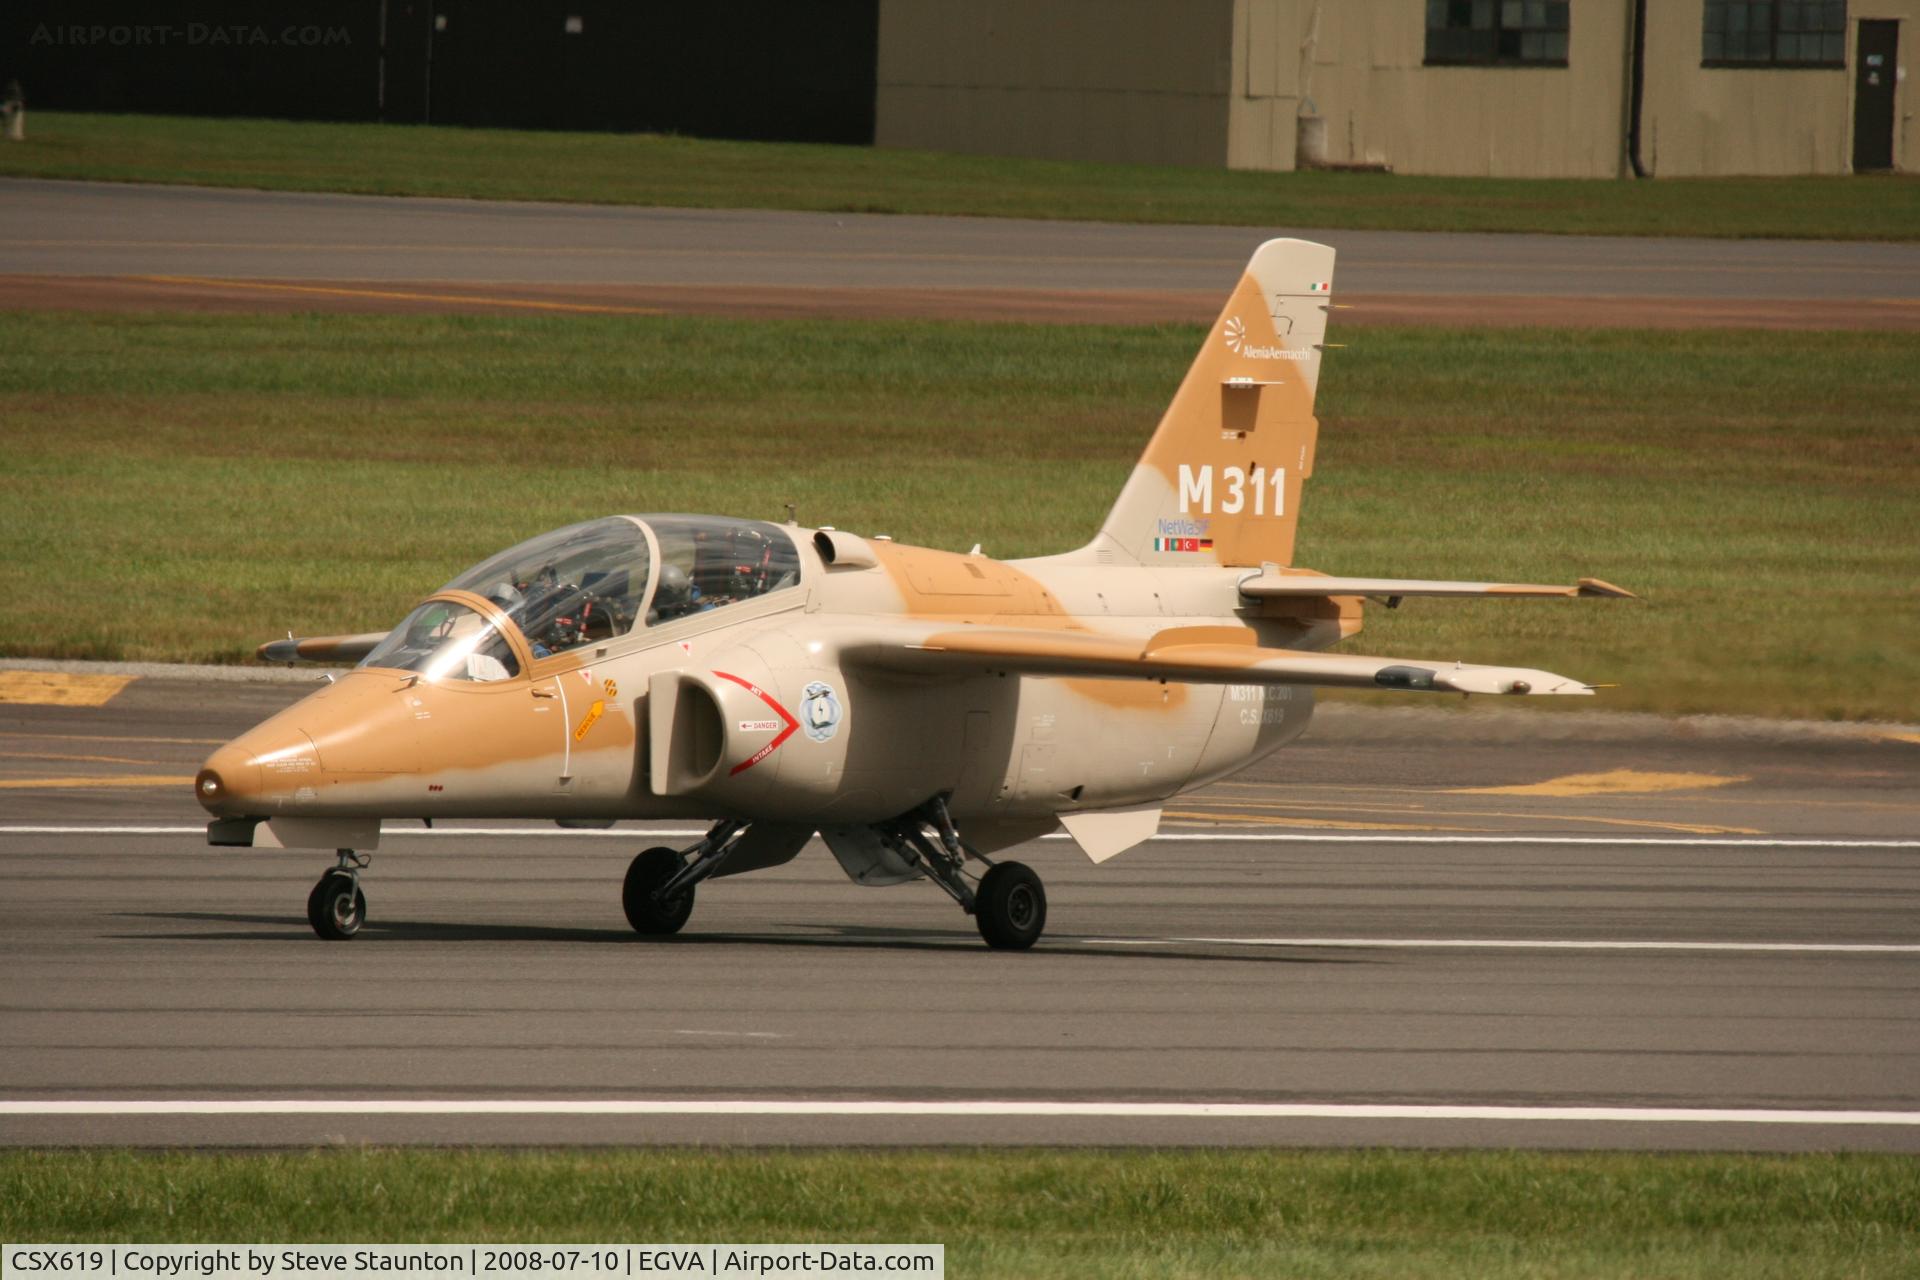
(879, 797), (1047, 951)
(307, 849), (369, 940)
(619, 801), (1048, 951)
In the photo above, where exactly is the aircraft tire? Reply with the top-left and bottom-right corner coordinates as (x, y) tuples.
(307, 869), (365, 941)
(975, 861), (1046, 951)
(623, 846), (695, 935)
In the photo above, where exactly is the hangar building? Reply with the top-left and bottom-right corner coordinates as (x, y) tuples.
(876, 0), (1917, 175)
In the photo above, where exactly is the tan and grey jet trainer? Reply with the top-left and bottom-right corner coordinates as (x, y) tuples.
(198, 238), (1629, 949)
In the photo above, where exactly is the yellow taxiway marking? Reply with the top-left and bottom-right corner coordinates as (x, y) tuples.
(0, 672), (135, 708)
(1165, 811), (1469, 832)
(0, 731), (224, 746)
(1173, 795), (1758, 837)
(1451, 770), (1749, 798)
(136, 275), (666, 316)
(0, 750), (161, 766)
(1863, 731), (1920, 746)
(0, 775), (193, 790)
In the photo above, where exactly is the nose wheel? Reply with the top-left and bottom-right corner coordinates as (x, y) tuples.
(307, 850), (368, 940)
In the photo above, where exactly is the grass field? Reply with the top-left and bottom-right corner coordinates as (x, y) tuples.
(4, 111), (1918, 240)
(1, 311), (1914, 721)
(6, 1148), (1918, 1279)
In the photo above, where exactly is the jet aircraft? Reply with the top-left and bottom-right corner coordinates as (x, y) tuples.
(196, 238), (1628, 949)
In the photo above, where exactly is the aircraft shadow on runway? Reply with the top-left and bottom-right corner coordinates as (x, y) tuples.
(105, 912), (1365, 965)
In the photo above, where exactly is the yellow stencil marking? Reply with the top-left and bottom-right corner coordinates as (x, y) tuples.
(0, 672), (135, 707)
(0, 774), (192, 789)
(1451, 770), (1748, 798)
(573, 699), (606, 743)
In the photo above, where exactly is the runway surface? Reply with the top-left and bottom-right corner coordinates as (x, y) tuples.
(2, 670), (1915, 1150)
(5, 178), (1919, 328)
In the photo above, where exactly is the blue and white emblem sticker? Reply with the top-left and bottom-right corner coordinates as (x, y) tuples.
(800, 681), (843, 742)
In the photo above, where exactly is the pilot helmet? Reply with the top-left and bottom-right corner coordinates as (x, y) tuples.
(656, 563), (692, 608)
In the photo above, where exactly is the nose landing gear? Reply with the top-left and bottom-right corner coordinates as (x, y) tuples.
(307, 849), (369, 940)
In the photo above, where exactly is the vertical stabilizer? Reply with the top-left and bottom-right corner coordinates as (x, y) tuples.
(1092, 238), (1334, 568)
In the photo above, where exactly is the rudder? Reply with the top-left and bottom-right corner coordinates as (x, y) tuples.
(1090, 238), (1335, 568)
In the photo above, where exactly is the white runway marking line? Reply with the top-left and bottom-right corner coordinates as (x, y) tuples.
(1083, 937), (1920, 955)
(4, 825), (1918, 849)
(3, 1100), (1918, 1127)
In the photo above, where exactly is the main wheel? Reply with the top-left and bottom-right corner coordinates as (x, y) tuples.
(975, 861), (1046, 951)
(623, 846), (695, 934)
(306, 869), (365, 940)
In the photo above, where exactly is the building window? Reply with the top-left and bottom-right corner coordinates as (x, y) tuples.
(1703, 2), (1847, 67)
(1425, 1), (1570, 67)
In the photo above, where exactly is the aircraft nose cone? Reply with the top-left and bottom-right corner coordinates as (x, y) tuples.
(194, 742), (265, 815)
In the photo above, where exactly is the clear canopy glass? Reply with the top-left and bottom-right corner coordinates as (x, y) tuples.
(442, 517), (653, 659)
(361, 516), (805, 676)
(359, 600), (521, 683)
(646, 515), (802, 626)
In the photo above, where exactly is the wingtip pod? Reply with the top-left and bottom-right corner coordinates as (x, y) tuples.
(1576, 578), (1637, 599)
(1425, 666), (1595, 696)
(255, 632), (388, 664)
(1372, 663), (1593, 696)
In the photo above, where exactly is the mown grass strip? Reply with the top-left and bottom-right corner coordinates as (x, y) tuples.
(4, 111), (1918, 240)
(4, 1149), (1917, 1279)
(1, 313), (1913, 721)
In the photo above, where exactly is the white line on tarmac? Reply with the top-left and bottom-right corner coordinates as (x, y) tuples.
(1082, 937), (1920, 954)
(3, 1099), (1917, 1126)
(3, 825), (1917, 849)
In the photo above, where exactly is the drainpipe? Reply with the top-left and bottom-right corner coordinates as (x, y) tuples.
(1625, 0), (1648, 177)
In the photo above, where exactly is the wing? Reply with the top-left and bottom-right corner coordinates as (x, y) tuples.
(256, 632), (388, 663)
(851, 625), (1595, 696)
(1239, 571), (1635, 602)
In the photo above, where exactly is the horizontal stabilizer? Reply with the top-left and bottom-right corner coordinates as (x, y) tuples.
(857, 626), (1595, 696)
(1240, 572), (1634, 601)
(257, 632), (388, 664)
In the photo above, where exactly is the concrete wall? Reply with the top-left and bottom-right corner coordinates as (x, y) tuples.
(1228, 0), (1629, 176)
(1641, 2), (1918, 175)
(878, 0), (1916, 176)
(876, 0), (1235, 166)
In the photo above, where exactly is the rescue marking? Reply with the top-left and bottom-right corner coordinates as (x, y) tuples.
(712, 671), (798, 776)
(572, 699), (605, 743)
(4, 1099), (1917, 1127)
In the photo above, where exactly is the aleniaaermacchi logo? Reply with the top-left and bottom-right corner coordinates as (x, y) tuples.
(1222, 315), (1308, 362)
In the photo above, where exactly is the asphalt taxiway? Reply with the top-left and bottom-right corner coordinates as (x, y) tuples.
(4, 178), (1919, 328)
(2, 669), (1915, 1150)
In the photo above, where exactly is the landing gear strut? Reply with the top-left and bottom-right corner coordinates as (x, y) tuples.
(307, 849), (368, 940)
(882, 796), (1047, 951)
(621, 819), (745, 936)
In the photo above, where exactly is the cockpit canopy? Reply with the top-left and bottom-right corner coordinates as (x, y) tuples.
(359, 515), (802, 681)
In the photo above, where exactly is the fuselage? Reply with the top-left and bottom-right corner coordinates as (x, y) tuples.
(197, 523), (1338, 843)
